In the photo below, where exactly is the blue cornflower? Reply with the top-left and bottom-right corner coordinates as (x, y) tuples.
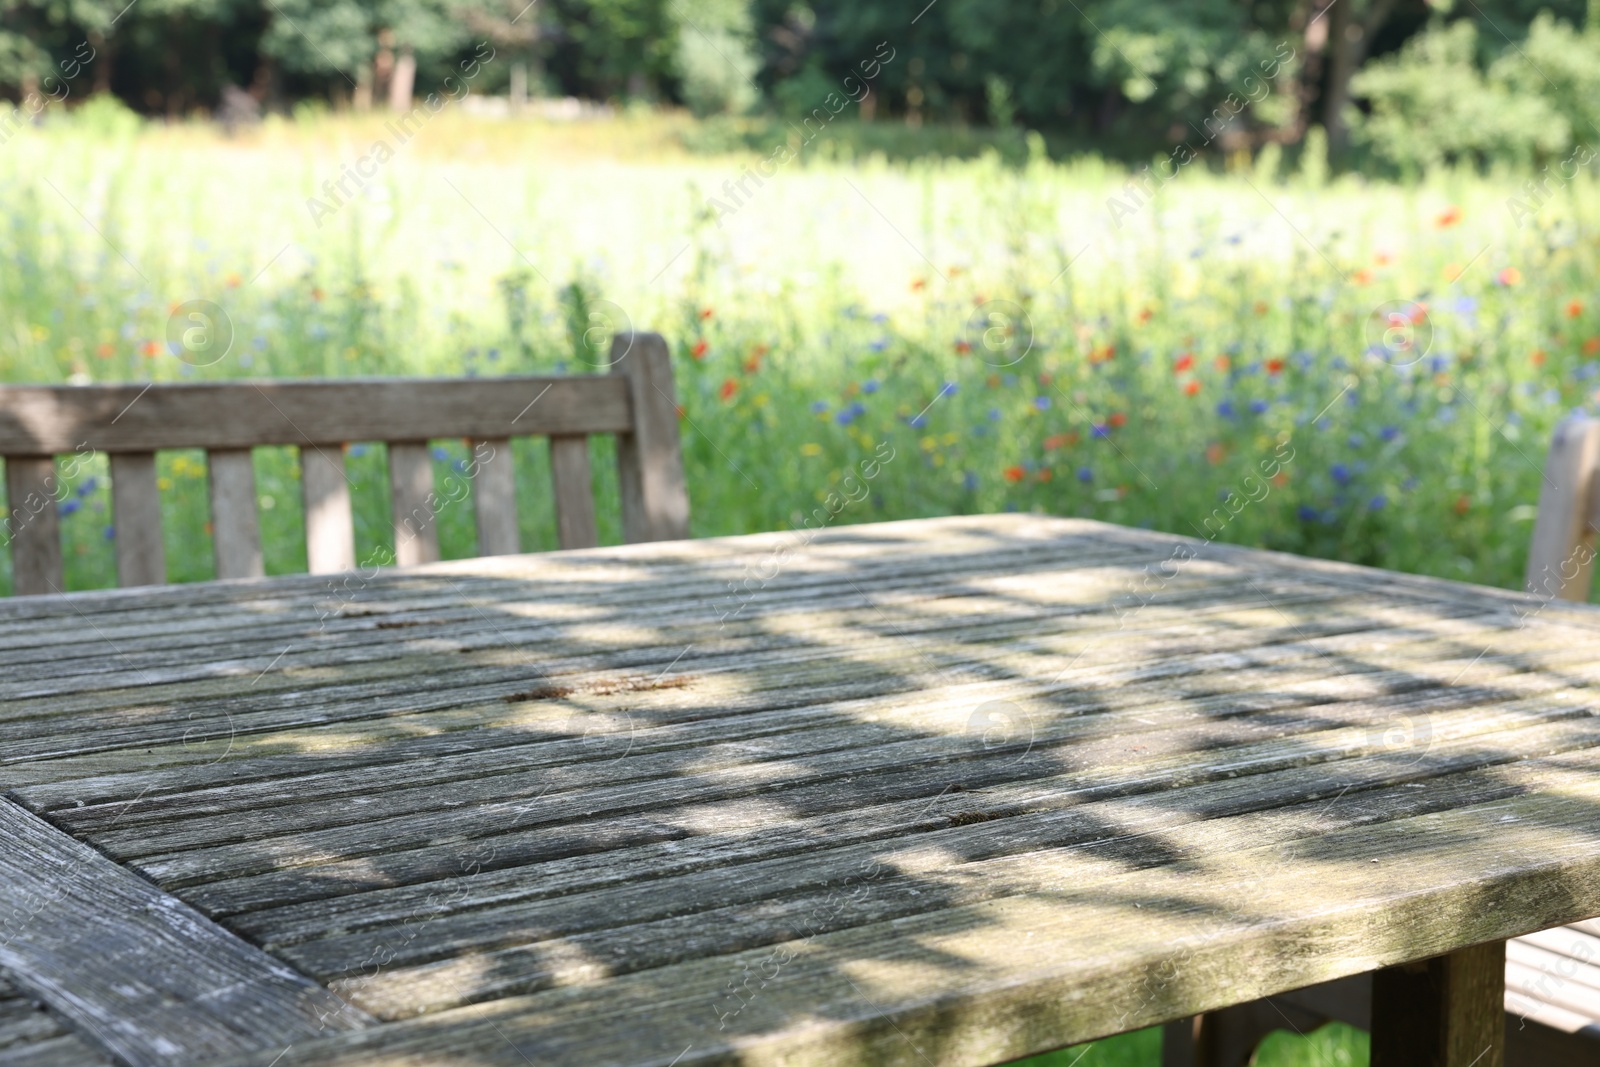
(1091, 424), (1109, 439)
(104, 525), (116, 540)
(1368, 494), (1388, 511)
(836, 411), (854, 425)
(58, 499), (80, 516)
(431, 446), (449, 461)
(76, 477), (98, 498)
(862, 380), (880, 394)
(487, 348), (501, 361)
(1331, 463), (1352, 485)
(1034, 396), (1051, 411)
(348, 444), (368, 458)
(1379, 426), (1400, 442)
(988, 408), (1002, 422)
(909, 414), (928, 429)
(811, 401), (829, 414)
(871, 313), (889, 324)
(1076, 466), (1093, 483)
(1453, 296), (1478, 314)
(1297, 505), (1319, 522)
(1347, 433), (1364, 448)
(1429, 356), (1450, 373)
(869, 339), (888, 352)
(1217, 400), (1236, 418)
(1249, 399), (1269, 415)
(941, 382), (958, 397)
(453, 459), (469, 473)
(963, 471), (978, 491)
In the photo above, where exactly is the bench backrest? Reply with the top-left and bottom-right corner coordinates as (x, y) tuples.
(0, 332), (689, 595)
(1527, 414), (1600, 602)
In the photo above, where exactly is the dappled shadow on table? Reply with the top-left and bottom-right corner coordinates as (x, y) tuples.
(5, 515), (1600, 1065)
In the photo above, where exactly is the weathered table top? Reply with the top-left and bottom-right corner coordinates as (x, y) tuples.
(4, 513), (1600, 1067)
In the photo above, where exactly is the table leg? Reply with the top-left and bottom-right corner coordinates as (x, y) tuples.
(1371, 941), (1506, 1067)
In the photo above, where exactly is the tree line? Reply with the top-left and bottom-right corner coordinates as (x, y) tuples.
(3, 0), (1599, 167)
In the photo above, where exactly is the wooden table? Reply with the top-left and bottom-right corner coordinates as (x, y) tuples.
(4, 514), (1600, 1067)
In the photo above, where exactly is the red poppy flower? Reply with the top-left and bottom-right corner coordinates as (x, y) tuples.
(1435, 206), (1461, 228)
(1184, 380), (1201, 396)
(1568, 300), (1584, 319)
(1265, 358), (1285, 375)
(1584, 338), (1600, 356)
(699, 308), (714, 320)
(1174, 354), (1194, 373)
(719, 378), (737, 400)
(955, 340), (972, 354)
(1108, 412), (1127, 428)
(691, 340), (709, 359)
(1036, 468), (1053, 482)
(1003, 465), (1025, 483)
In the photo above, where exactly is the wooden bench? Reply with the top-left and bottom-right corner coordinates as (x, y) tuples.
(0, 332), (688, 595)
(1164, 413), (1600, 1066)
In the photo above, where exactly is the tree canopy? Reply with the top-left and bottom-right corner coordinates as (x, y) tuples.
(2, 0), (1597, 167)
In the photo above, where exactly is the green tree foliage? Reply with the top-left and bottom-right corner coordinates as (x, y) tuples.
(0, 0), (1597, 173)
(1352, 19), (1569, 170)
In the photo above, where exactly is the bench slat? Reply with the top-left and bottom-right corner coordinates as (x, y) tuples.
(387, 442), (439, 567)
(471, 438), (519, 557)
(0, 377), (633, 455)
(5, 456), (62, 596)
(300, 447), (354, 574)
(612, 333), (689, 543)
(207, 449), (263, 580)
(549, 435), (598, 550)
(109, 453), (165, 588)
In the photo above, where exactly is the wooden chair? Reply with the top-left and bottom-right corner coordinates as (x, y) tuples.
(1162, 413), (1600, 1066)
(0, 332), (688, 595)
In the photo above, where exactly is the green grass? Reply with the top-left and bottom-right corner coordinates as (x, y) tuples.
(1005, 1022), (1368, 1066)
(2, 112), (1594, 604)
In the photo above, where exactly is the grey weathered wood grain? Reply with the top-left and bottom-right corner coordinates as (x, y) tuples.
(612, 332), (689, 542)
(299, 446), (354, 575)
(0, 378), (632, 454)
(0, 798), (371, 1067)
(3, 457), (61, 597)
(6, 515), (1600, 1066)
(109, 452), (165, 588)
(0, 974), (114, 1066)
(1526, 414), (1600, 601)
(385, 442), (438, 568)
(207, 449), (264, 580)
(79, 683), (1600, 866)
(216, 780), (1600, 1066)
(548, 435), (598, 550)
(470, 438), (519, 557)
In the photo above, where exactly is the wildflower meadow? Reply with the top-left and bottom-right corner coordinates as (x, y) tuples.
(3, 109), (1597, 602)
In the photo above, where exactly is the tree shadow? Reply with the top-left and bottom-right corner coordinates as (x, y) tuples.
(5, 515), (1600, 1065)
